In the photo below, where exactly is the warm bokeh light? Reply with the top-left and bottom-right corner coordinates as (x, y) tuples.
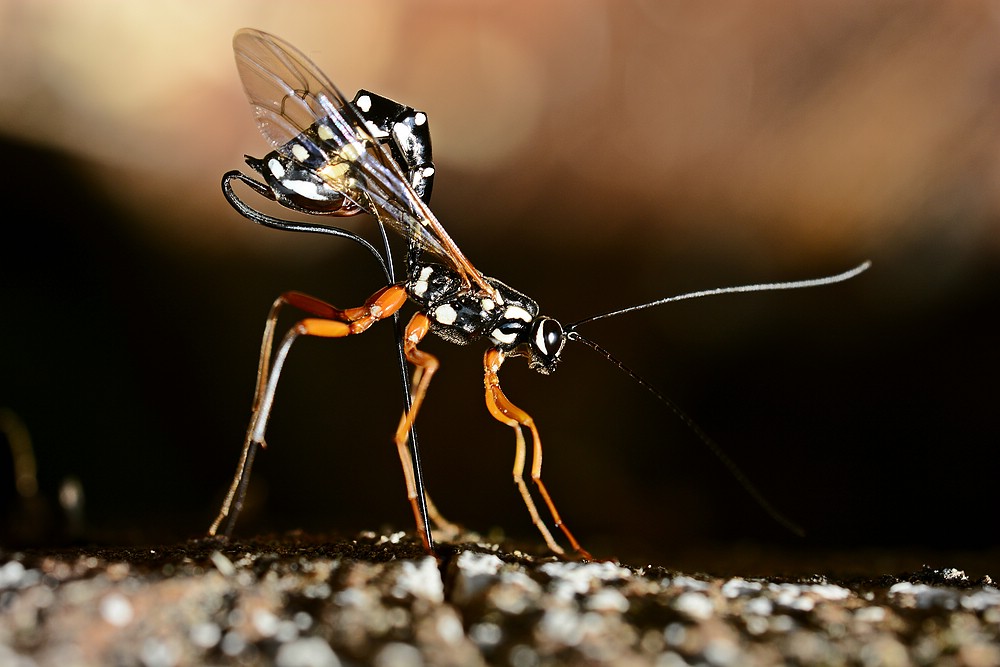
(2, 1), (998, 259)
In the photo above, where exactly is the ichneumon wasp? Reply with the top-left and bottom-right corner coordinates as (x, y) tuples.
(208, 28), (870, 558)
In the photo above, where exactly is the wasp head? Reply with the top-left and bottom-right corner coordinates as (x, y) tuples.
(523, 316), (566, 375)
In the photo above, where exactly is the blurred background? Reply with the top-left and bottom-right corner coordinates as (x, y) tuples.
(1, 0), (997, 571)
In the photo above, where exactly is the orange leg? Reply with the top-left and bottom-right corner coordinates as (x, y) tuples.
(484, 348), (592, 559)
(207, 285), (424, 541)
(388, 313), (462, 541)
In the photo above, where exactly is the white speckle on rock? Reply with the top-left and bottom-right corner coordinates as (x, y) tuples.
(209, 550), (236, 576)
(454, 551), (503, 603)
(220, 631), (246, 656)
(276, 637), (341, 667)
(392, 557), (444, 602)
(470, 621), (503, 647)
(540, 560), (630, 600)
(374, 642), (422, 667)
(961, 587), (1000, 611)
(889, 582), (959, 609)
(509, 644), (540, 667)
(745, 596), (773, 616)
(436, 612), (465, 644)
(538, 608), (582, 645)
(100, 593), (134, 627)
(293, 611), (314, 630)
(140, 638), (179, 667)
(655, 651), (688, 667)
(378, 531), (407, 545)
(807, 583), (851, 600)
(0, 561), (30, 589)
(854, 606), (886, 623)
(304, 582), (331, 599)
(586, 588), (629, 612)
(770, 614), (796, 633)
(722, 577), (763, 598)
(704, 637), (739, 666)
(663, 622), (686, 646)
(672, 575), (711, 592)
(276, 620), (300, 642)
(673, 591), (714, 620)
(189, 622), (221, 648)
(745, 615), (769, 635)
(253, 608), (280, 637)
(334, 588), (367, 607)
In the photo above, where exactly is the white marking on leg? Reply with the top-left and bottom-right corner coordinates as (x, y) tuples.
(356, 95), (372, 113)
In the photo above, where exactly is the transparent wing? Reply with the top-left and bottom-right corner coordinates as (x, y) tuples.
(232, 28), (483, 284)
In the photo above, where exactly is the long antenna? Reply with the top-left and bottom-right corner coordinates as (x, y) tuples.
(567, 331), (806, 537)
(567, 261), (870, 331)
(563, 260), (871, 536)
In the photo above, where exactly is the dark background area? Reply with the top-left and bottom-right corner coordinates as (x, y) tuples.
(1, 2), (997, 571)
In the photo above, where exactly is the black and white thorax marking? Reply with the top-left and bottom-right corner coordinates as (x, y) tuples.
(246, 89), (436, 215)
(240, 83), (569, 375)
(406, 261), (566, 374)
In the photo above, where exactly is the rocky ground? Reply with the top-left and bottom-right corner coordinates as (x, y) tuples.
(1, 532), (998, 666)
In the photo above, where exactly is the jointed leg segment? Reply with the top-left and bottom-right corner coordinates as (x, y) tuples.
(208, 285), (409, 538)
(484, 348), (592, 559)
(390, 312), (461, 542)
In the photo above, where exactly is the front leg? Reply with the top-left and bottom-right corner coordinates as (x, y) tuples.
(483, 348), (592, 559)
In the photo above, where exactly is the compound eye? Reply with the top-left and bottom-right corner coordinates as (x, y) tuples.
(534, 317), (564, 360)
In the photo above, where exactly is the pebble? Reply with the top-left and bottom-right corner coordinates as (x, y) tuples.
(0, 536), (996, 667)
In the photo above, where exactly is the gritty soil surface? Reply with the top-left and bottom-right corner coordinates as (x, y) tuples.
(1, 531), (998, 666)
